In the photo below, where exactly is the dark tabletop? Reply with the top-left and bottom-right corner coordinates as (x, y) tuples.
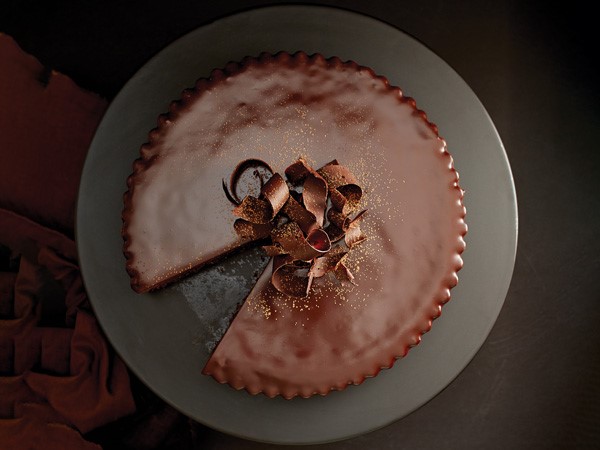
(2, 1), (599, 448)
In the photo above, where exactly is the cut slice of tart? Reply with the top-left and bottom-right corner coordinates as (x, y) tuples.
(122, 153), (271, 293)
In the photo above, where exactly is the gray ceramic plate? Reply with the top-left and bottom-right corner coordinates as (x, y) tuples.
(76, 5), (517, 445)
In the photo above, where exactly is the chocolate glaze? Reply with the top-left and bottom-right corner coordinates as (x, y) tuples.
(123, 52), (467, 397)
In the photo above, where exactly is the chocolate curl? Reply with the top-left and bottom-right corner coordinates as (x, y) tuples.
(327, 184), (362, 216)
(345, 209), (368, 249)
(327, 209), (350, 230)
(306, 228), (332, 253)
(233, 173), (289, 224)
(317, 161), (358, 188)
(318, 162), (363, 215)
(262, 244), (286, 256)
(307, 249), (356, 286)
(308, 256), (332, 279)
(325, 208), (367, 246)
(282, 196), (319, 234)
(272, 255), (312, 298)
(284, 158), (318, 183)
(271, 222), (331, 262)
(334, 253), (356, 285)
(334, 184), (363, 215)
(233, 196), (273, 224)
(223, 158), (274, 205)
(308, 248), (347, 278)
(233, 219), (273, 240)
(324, 224), (345, 243)
(261, 173), (290, 214)
(284, 159), (328, 227)
(324, 206), (348, 244)
(305, 255), (327, 294)
(345, 226), (367, 249)
(302, 174), (328, 227)
(222, 179), (239, 206)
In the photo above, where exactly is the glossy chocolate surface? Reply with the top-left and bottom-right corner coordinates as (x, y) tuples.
(124, 52), (466, 397)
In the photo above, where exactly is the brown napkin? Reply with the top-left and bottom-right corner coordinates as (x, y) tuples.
(0, 33), (107, 236)
(0, 34), (136, 449)
(0, 33), (208, 450)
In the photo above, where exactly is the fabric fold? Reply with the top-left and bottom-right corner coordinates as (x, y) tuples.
(0, 33), (108, 235)
(25, 311), (135, 433)
(0, 32), (198, 449)
(0, 209), (136, 434)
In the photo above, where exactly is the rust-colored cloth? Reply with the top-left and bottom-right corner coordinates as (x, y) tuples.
(0, 34), (136, 449)
(0, 33), (107, 236)
(0, 34), (207, 450)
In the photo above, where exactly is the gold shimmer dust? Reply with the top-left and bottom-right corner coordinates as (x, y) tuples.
(201, 67), (404, 321)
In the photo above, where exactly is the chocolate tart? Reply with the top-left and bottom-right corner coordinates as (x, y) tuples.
(122, 52), (467, 398)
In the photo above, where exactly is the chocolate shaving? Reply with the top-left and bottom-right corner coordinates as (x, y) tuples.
(233, 173), (289, 224)
(272, 255), (312, 298)
(335, 184), (362, 215)
(262, 244), (286, 256)
(309, 249), (356, 285)
(271, 222), (331, 262)
(302, 174), (328, 227)
(318, 161), (363, 215)
(308, 256), (332, 279)
(284, 158), (318, 183)
(222, 179), (239, 206)
(345, 210), (368, 249)
(317, 161), (358, 188)
(226, 158), (367, 298)
(260, 173), (289, 215)
(326, 209), (368, 247)
(334, 254), (356, 285)
(233, 196), (273, 224)
(233, 219), (273, 240)
(309, 248), (347, 278)
(223, 159), (274, 205)
(284, 158), (329, 228)
(282, 196), (318, 234)
(324, 223), (345, 243)
(327, 209), (350, 230)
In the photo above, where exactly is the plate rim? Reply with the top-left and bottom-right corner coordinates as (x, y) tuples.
(76, 4), (518, 445)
